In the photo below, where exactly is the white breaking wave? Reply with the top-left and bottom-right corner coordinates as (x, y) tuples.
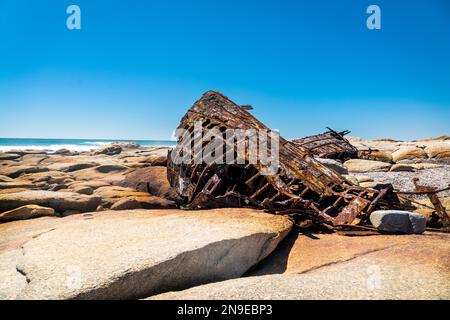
(79, 141), (110, 146)
(0, 144), (98, 153)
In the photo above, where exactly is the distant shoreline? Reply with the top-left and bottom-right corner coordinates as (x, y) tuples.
(0, 138), (176, 153)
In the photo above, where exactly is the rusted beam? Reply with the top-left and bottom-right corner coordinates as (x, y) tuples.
(167, 91), (401, 229)
(413, 178), (450, 233)
(291, 127), (358, 161)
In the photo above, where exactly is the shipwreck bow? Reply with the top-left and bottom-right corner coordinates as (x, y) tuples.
(167, 91), (400, 229)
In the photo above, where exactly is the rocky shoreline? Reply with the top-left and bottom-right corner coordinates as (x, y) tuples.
(0, 143), (175, 221)
(0, 138), (449, 300)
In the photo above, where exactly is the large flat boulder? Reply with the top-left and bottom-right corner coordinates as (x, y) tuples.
(0, 208), (292, 300)
(0, 166), (49, 179)
(17, 171), (73, 183)
(93, 144), (122, 156)
(0, 175), (14, 182)
(316, 158), (348, 175)
(0, 205), (55, 222)
(370, 210), (427, 234)
(344, 159), (391, 173)
(0, 153), (21, 161)
(0, 191), (101, 213)
(71, 165), (129, 180)
(18, 154), (49, 166)
(424, 142), (450, 159)
(114, 166), (178, 200)
(93, 185), (175, 208)
(150, 233), (450, 300)
(0, 181), (35, 189)
(392, 147), (427, 162)
(0, 250), (28, 299)
(46, 162), (98, 173)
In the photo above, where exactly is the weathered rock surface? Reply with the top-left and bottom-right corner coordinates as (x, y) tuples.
(390, 164), (415, 172)
(109, 142), (141, 149)
(150, 232), (450, 300)
(344, 159), (391, 173)
(361, 150), (393, 162)
(17, 171), (72, 184)
(392, 147), (427, 162)
(370, 210), (427, 234)
(342, 175), (359, 185)
(425, 142), (450, 159)
(19, 154), (49, 166)
(0, 250), (27, 299)
(355, 175), (374, 183)
(110, 198), (142, 210)
(94, 186), (175, 209)
(71, 165), (129, 181)
(316, 158), (348, 175)
(94, 144), (122, 156)
(347, 137), (400, 152)
(359, 181), (380, 188)
(0, 188), (30, 195)
(412, 196), (450, 212)
(0, 166), (49, 179)
(0, 209), (292, 299)
(46, 162), (97, 173)
(0, 205), (55, 222)
(0, 181), (35, 189)
(68, 180), (110, 190)
(115, 166), (177, 200)
(133, 154), (168, 166)
(0, 153), (21, 161)
(3, 150), (47, 156)
(0, 175), (14, 182)
(71, 185), (94, 195)
(0, 191), (101, 213)
(414, 209), (443, 228)
(410, 163), (443, 170)
(54, 149), (72, 155)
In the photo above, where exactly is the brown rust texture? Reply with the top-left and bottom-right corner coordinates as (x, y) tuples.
(167, 91), (400, 228)
(413, 178), (450, 232)
(291, 128), (358, 161)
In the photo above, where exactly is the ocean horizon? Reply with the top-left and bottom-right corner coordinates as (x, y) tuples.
(0, 138), (176, 152)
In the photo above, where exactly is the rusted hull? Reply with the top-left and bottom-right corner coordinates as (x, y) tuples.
(291, 128), (358, 161)
(167, 91), (400, 229)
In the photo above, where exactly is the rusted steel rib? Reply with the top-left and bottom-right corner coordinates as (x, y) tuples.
(167, 91), (399, 229)
(412, 178), (450, 233)
(291, 127), (358, 161)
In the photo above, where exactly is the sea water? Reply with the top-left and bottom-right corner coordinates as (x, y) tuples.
(0, 138), (176, 152)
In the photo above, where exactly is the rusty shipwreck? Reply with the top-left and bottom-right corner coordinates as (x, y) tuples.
(167, 91), (403, 230)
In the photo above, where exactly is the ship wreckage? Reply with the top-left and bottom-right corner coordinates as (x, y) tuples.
(167, 91), (408, 231)
(291, 128), (358, 161)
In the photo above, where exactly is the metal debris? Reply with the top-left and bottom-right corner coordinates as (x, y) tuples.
(167, 91), (402, 230)
(291, 127), (358, 161)
(398, 179), (450, 233)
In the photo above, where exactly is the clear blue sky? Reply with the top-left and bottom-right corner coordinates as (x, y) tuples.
(0, 0), (449, 140)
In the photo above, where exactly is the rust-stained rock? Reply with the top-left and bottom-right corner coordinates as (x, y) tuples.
(115, 166), (178, 200)
(93, 186), (175, 209)
(0, 190), (101, 213)
(0, 205), (55, 222)
(150, 232), (450, 300)
(0, 208), (292, 300)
